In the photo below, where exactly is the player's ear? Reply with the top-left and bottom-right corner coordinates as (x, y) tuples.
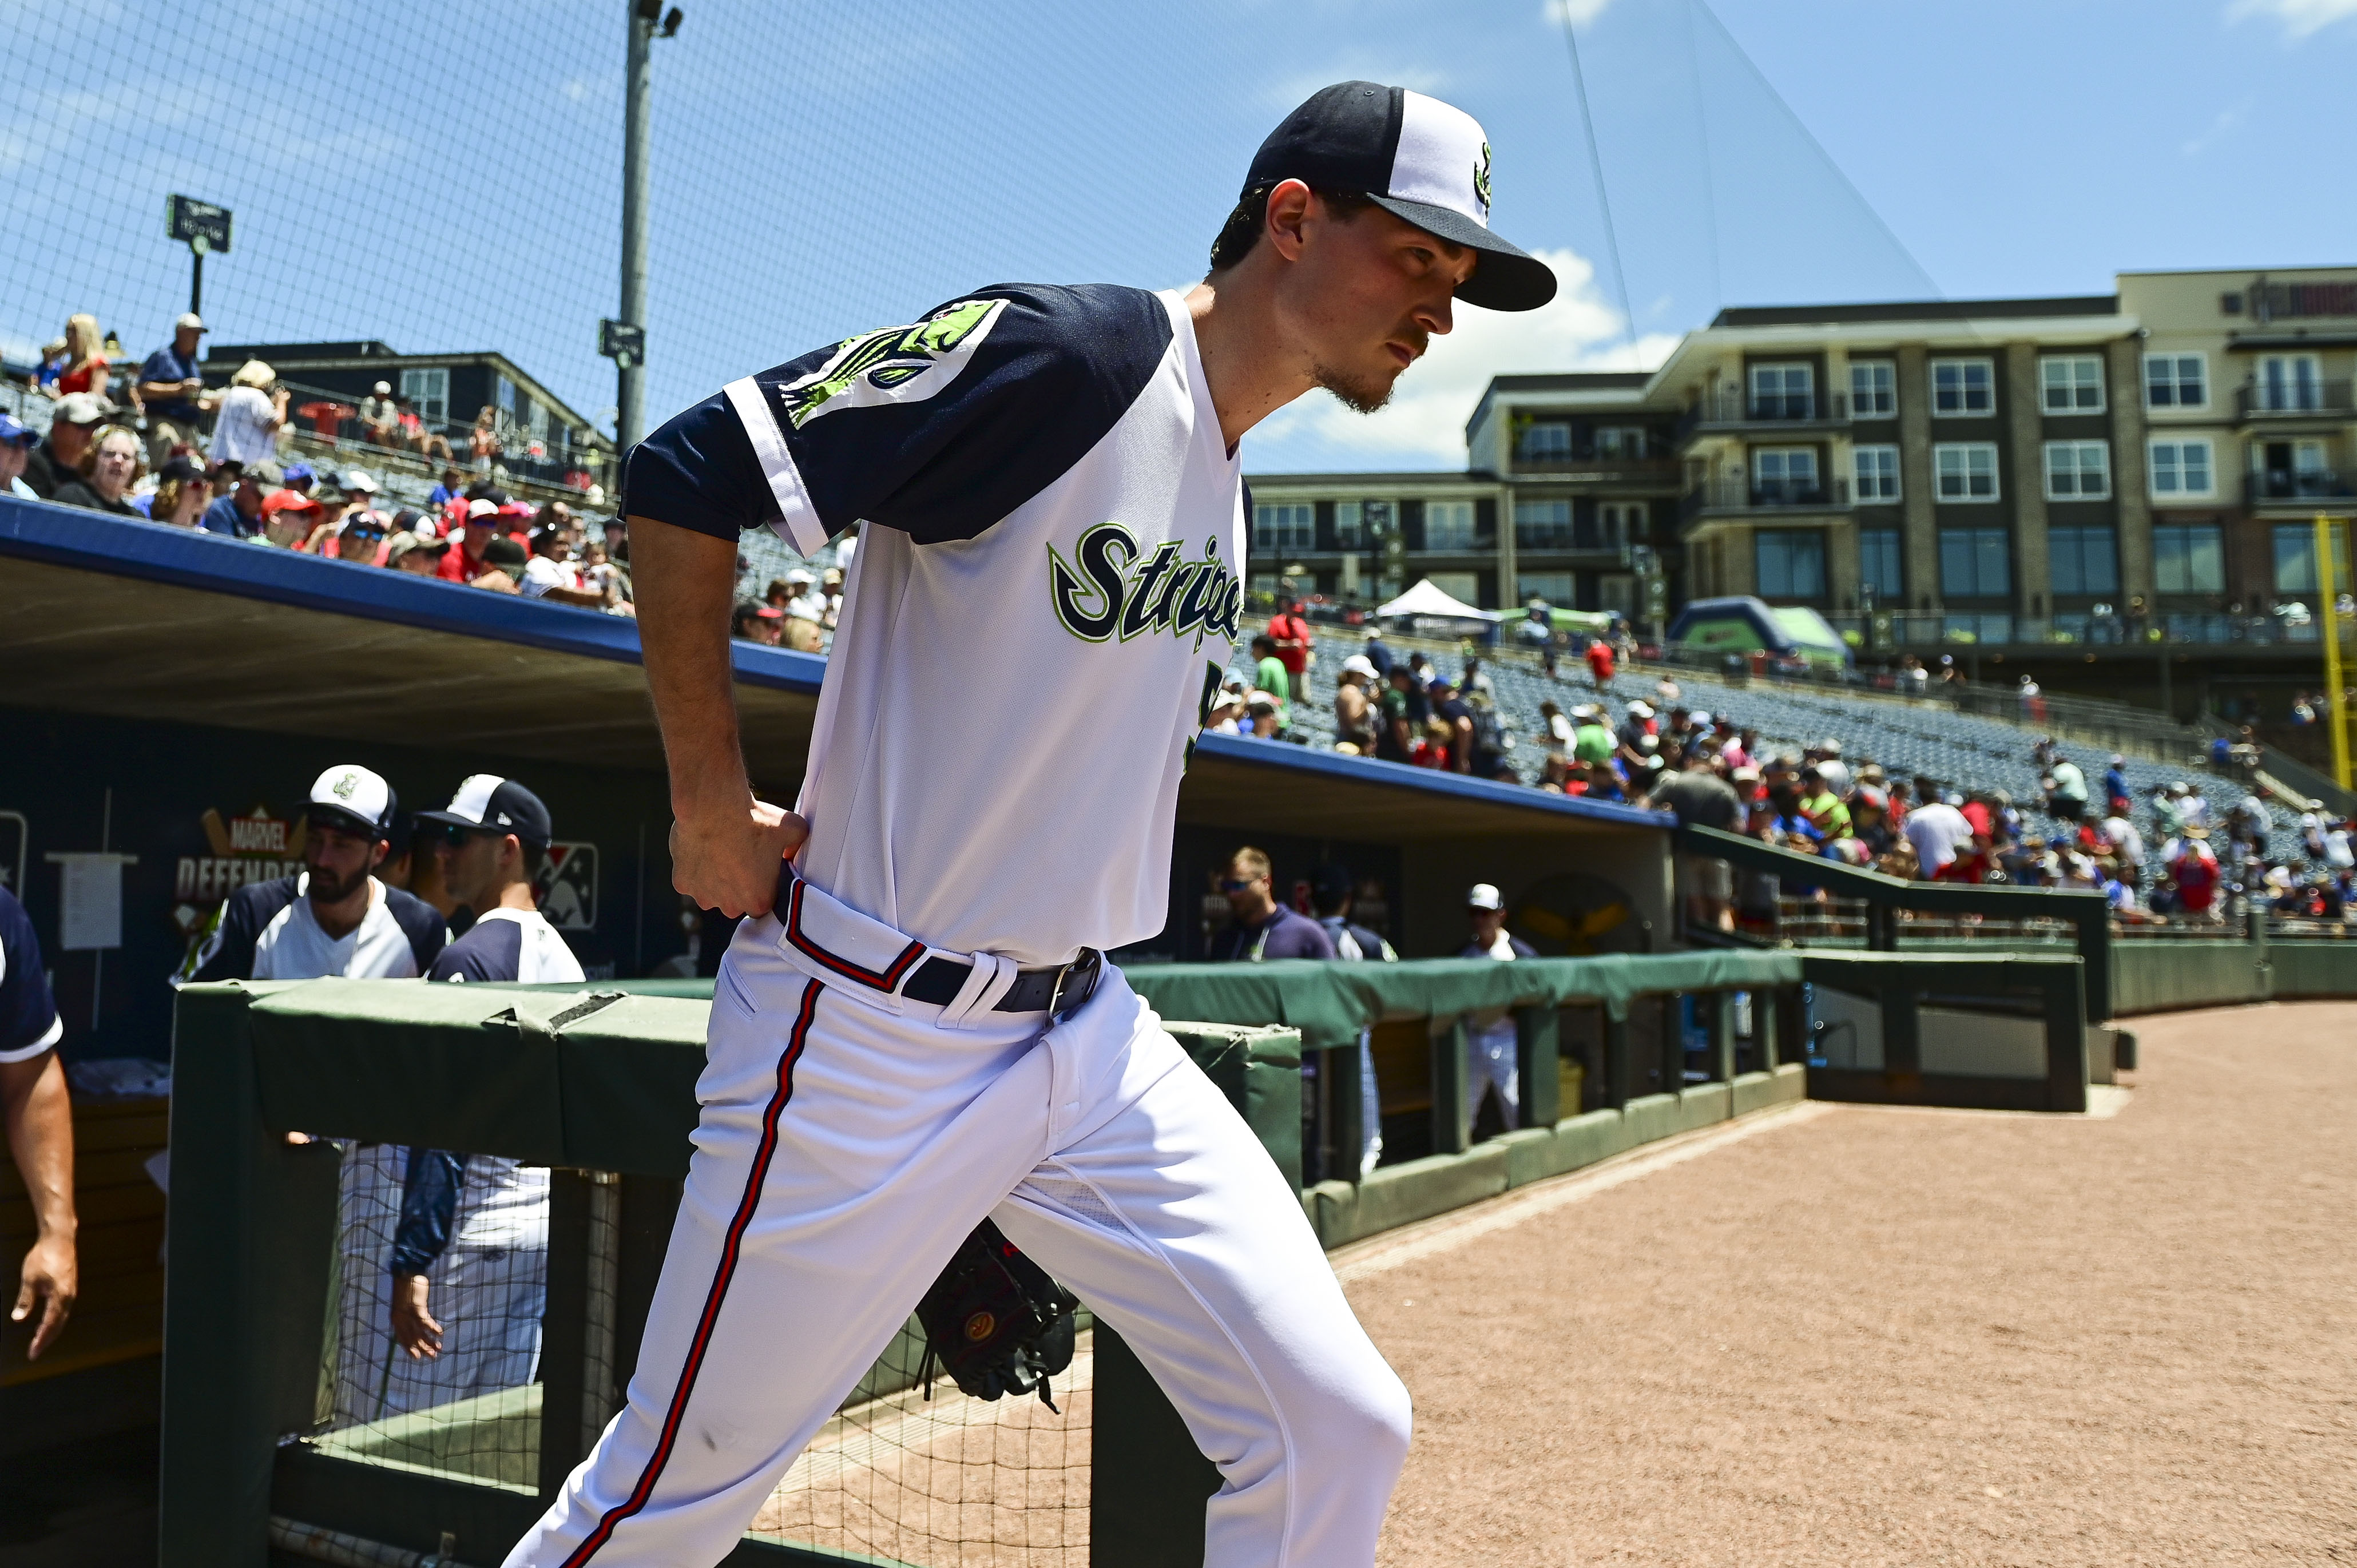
(1264, 179), (1314, 262)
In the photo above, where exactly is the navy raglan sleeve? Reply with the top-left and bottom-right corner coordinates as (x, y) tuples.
(427, 920), (520, 984)
(623, 284), (1172, 554)
(0, 887), (62, 1063)
(386, 889), (450, 976)
(390, 1148), (464, 1278)
(180, 878), (297, 986)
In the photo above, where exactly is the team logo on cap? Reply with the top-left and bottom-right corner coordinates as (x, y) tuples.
(777, 297), (1004, 429)
(331, 771), (360, 800)
(1472, 142), (1491, 219)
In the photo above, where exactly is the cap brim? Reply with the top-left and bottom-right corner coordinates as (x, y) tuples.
(1368, 196), (1557, 312)
(306, 805), (384, 839)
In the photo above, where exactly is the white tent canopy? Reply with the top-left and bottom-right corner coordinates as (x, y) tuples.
(1375, 577), (1502, 622)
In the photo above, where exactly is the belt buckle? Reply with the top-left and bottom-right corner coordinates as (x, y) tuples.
(1048, 947), (1101, 1023)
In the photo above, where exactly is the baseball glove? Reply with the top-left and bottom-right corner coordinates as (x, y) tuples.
(915, 1220), (1081, 1412)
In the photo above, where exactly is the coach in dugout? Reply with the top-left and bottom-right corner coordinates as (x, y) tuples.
(2, 883), (73, 1361)
(381, 777), (579, 1400)
(1207, 845), (1334, 962)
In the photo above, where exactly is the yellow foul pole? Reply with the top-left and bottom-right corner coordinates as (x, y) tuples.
(2319, 513), (2351, 792)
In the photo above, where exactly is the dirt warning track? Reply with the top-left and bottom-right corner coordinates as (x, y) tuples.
(1358, 1002), (2357, 1566)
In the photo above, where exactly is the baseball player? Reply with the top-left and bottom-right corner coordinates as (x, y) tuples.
(370, 779), (580, 1414)
(1457, 884), (1537, 1139)
(2, 883), (74, 1360)
(509, 81), (1554, 1567)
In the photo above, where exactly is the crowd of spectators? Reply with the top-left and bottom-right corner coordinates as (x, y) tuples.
(10, 312), (640, 613)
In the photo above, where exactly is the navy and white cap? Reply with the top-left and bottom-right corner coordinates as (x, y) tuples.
(417, 775), (552, 847)
(1247, 81), (1557, 312)
(305, 763), (398, 840)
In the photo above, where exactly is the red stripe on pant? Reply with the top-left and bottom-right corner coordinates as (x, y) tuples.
(558, 976), (823, 1567)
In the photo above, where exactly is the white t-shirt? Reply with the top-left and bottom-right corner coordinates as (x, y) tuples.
(212, 385), (280, 468)
(1903, 802), (1975, 873)
(251, 877), (426, 980)
(626, 285), (1243, 964)
(519, 555), (578, 599)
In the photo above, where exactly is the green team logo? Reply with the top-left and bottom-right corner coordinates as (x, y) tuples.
(776, 297), (1004, 429)
(1047, 523), (1241, 652)
(1472, 142), (1491, 217)
(331, 771), (359, 800)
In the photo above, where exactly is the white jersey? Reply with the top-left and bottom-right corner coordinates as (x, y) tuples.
(628, 284), (1244, 964)
(427, 907), (586, 983)
(252, 876), (430, 980)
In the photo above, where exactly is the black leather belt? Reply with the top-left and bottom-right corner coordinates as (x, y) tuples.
(901, 947), (1102, 1019)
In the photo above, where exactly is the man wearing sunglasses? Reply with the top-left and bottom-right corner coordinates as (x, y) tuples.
(1205, 845), (1335, 962)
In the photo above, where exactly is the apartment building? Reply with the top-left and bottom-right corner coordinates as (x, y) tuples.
(1246, 267), (2357, 710)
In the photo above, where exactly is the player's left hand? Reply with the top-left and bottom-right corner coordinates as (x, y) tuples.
(11, 1233), (76, 1360)
(391, 1274), (444, 1359)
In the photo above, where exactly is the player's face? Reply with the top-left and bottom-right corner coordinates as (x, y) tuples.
(1284, 196), (1473, 415)
(305, 821), (386, 903)
(433, 829), (506, 908)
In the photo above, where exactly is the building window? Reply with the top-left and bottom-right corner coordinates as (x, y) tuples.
(2259, 355), (2324, 412)
(1424, 500), (1476, 551)
(495, 374), (517, 419)
(1516, 421), (1572, 462)
(2040, 355), (2105, 414)
(1600, 501), (1644, 549)
(399, 367), (449, 427)
(2153, 523), (2224, 594)
(1850, 361), (1895, 417)
(1514, 498), (1573, 550)
(2049, 527), (2119, 596)
(1752, 447), (1820, 503)
(1748, 362), (1815, 419)
(1930, 358), (1994, 416)
(1518, 571), (1574, 606)
(2144, 352), (2207, 409)
(1253, 503), (1314, 553)
(1939, 527), (2011, 597)
(1933, 442), (1999, 500)
(1755, 529), (1826, 599)
(2275, 525), (2322, 593)
(1596, 426), (1646, 458)
(2149, 439), (2213, 498)
(1334, 500), (1360, 549)
(2043, 440), (2112, 499)
(1859, 528), (1903, 599)
(1852, 444), (1900, 502)
(1426, 571), (1481, 605)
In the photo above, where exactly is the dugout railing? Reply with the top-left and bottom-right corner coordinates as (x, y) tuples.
(162, 950), (2101, 1568)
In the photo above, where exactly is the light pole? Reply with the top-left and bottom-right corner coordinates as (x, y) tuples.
(613, 2), (681, 451)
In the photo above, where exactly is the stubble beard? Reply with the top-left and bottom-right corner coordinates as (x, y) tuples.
(1312, 361), (1397, 415)
(308, 863), (368, 905)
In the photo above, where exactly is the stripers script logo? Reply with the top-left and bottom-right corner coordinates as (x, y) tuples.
(1046, 524), (1242, 649)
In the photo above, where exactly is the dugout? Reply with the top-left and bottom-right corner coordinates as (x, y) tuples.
(0, 493), (1675, 1065)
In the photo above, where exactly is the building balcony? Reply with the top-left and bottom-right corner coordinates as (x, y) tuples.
(1677, 476), (1851, 529)
(2245, 469), (2357, 513)
(1676, 388), (1850, 444)
(1828, 609), (2329, 653)
(2233, 379), (2356, 423)
(1510, 528), (1636, 561)
(1503, 454), (1680, 487)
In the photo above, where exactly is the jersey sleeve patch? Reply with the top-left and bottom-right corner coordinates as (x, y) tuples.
(641, 284), (1174, 554)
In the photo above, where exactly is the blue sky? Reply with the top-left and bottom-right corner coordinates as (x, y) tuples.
(5, 0), (2355, 477)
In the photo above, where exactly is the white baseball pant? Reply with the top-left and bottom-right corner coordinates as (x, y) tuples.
(505, 875), (1411, 1567)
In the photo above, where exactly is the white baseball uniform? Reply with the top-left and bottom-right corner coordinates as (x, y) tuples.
(505, 285), (1410, 1566)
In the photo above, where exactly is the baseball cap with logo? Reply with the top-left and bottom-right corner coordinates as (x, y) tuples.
(1245, 81), (1557, 312)
(53, 392), (110, 426)
(176, 312), (208, 333)
(1467, 883), (1506, 912)
(306, 764), (398, 840)
(418, 775), (553, 847)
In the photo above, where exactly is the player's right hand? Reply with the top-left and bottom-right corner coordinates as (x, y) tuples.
(671, 796), (808, 918)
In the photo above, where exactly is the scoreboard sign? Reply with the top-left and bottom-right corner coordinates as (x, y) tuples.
(167, 194), (233, 255)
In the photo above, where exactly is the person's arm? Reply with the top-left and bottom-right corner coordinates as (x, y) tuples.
(3, 1051), (75, 1360)
(633, 518), (807, 917)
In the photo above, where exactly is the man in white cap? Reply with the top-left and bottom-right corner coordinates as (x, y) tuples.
(358, 381), (400, 448)
(1335, 653), (1381, 753)
(1455, 883), (1535, 1140)
(134, 313), (217, 469)
(180, 764), (447, 985)
(19, 392), (107, 501)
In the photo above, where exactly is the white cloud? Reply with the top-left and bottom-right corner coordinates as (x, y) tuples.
(2181, 105), (2244, 156)
(2229, 0), (2357, 37)
(1248, 247), (1680, 466)
(1543, 0), (1614, 29)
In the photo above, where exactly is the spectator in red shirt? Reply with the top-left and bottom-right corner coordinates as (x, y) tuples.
(438, 499), (502, 583)
(1584, 636), (1616, 687)
(1265, 596), (1312, 682)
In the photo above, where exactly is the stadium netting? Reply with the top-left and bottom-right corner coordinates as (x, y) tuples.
(299, 1141), (1089, 1565)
